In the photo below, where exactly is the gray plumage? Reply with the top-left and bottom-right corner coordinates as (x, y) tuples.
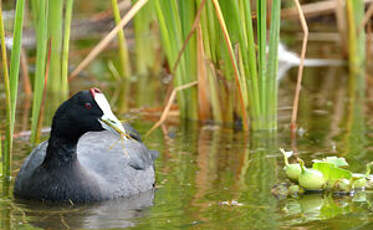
(14, 130), (156, 202)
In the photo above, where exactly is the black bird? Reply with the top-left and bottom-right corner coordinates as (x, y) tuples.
(14, 88), (157, 203)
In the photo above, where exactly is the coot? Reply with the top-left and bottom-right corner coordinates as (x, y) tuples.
(14, 88), (157, 203)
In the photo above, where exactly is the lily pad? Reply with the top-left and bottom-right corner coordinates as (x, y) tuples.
(312, 162), (352, 187)
(312, 156), (348, 168)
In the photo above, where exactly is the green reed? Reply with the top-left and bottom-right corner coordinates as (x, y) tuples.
(112, 0), (131, 78)
(0, 1), (12, 157)
(155, 0), (198, 120)
(30, 0), (49, 144)
(155, 0), (281, 130)
(61, 0), (74, 99)
(198, 0), (222, 123)
(132, 0), (158, 107)
(0, 134), (3, 176)
(30, 0), (75, 143)
(266, 0), (281, 130)
(47, 0), (63, 96)
(346, 0), (365, 75)
(133, 0), (157, 76)
(0, 0), (25, 176)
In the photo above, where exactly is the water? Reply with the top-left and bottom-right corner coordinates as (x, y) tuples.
(1, 1), (373, 229)
(1, 65), (372, 229)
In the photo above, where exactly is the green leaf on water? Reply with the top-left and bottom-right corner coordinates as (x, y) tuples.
(312, 162), (352, 187)
(312, 156), (349, 168)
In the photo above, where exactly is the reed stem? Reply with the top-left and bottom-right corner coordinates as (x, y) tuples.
(112, 0), (131, 78)
(0, 1), (12, 165)
(30, 0), (49, 144)
(61, 0), (74, 99)
(267, 0), (281, 130)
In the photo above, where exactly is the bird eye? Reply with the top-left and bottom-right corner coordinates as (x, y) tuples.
(85, 102), (92, 110)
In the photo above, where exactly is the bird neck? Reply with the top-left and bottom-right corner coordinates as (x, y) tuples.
(43, 132), (80, 169)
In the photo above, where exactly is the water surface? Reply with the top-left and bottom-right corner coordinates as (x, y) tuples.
(1, 65), (372, 230)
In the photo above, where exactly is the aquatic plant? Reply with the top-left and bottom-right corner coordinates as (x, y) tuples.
(280, 148), (301, 182)
(30, 0), (75, 143)
(61, 0), (74, 99)
(30, 0), (49, 144)
(346, 0), (365, 74)
(280, 150), (372, 193)
(0, 0), (25, 177)
(132, 0), (157, 76)
(155, 0), (198, 120)
(112, 0), (131, 78)
(154, 0), (281, 130)
(298, 159), (326, 191)
(0, 1), (12, 159)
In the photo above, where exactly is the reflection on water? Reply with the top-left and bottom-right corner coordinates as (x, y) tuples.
(10, 190), (154, 229)
(0, 0), (371, 228)
(279, 192), (373, 227)
(1, 70), (373, 229)
(0, 65), (373, 229)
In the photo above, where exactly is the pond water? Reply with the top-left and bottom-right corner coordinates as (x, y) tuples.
(1, 1), (373, 229)
(0, 64), (372, 229)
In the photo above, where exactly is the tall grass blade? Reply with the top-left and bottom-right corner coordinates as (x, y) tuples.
(0, 134), (3, 176)
(266, 0), (281, 130)
(61, 0), (74, 99)
(0, 1), (12, 172)
(241, 0), (260, 129)
(112, 0), (131, 78)
(257, 0), (267, 119)
(47, 0), (63, 98)
(30, 0), (49, 144)
(198, 0), (222, 123)
(346, 0), (366, 74)
(133, 0), (156, 75)
(1, 0), (26, 176)
(9, 0), (25, 127)
(211, 0), (248, 131)
(155, 0), (198, 120)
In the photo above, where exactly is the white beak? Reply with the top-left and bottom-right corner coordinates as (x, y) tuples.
(93, 92), (127, 137)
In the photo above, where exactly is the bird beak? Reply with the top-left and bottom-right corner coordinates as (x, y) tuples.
(99, 113), (126, 137)
(91, 88), (127, 137)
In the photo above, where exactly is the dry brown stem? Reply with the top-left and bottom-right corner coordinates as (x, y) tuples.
(197, 24), (210, 121)
(291, 0), (309, 135)
(20, 48), (32, 96)
(335, 0), (348, 56)
(211, 0), (248, 131)
(360, 2), (373, 33)
(163, 0), (207, 108)
(69, 0), (148, 80)
(145, 81), (198, 137)
(172, 0), (207, 74)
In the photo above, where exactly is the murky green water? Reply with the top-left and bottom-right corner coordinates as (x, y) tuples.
(0, 1), (372, 229)
(0, 65), (372, 229)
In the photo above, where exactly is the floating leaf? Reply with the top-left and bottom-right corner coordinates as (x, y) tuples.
(312, 162), (352, 188)
(312, 156), (348, 168)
